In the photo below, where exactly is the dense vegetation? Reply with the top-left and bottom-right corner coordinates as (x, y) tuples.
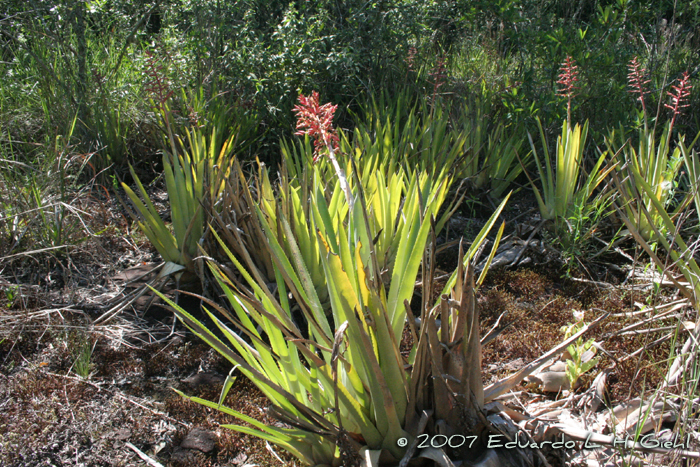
(2, 1), (700, 466)
(2, 0), (699, 164)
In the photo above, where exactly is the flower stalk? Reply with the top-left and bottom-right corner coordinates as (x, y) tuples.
(429, 57), (447, 110)
(556, 56), (579, 123)
(143, 49), (177, 157)
(293, 91), (354, 211)
(627, 56), (650, 121)
(665, 71), (692, 136)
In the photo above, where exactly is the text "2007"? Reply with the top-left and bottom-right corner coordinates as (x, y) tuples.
(416, 434), (478, 449)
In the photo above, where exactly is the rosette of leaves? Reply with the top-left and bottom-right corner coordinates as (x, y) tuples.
(122, 126), (235, 273)
(250, 158), (455, 308)
(358, 104), (470, 180)
(155, 172), (511, 466)
(525, 56), (616, 222)
(244, 134), (460, 311)
(606, 65), (693, 242)
(606, 122), (684, 242)
(526, 118), (615, 221)
(471, 121), (529, 199)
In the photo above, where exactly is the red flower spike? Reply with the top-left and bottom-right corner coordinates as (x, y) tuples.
(430, 58), (447, 96)
(665, 71), (692, 117)
(556, 56), (579, 122)
(143, 49), (173, 108)
(556, 56), (579, 99)
(293, 91), (340, 162)
(627, 57), (651, 113)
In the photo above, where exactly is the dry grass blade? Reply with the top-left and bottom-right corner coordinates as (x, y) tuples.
(663, 325), (700, 389)
(124, 442), (166, 467)
(606, 308), (685, 337)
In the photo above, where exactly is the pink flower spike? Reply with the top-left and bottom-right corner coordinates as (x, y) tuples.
(627, 57), (650, 112)
(556, 56), (579, 122)
(292, 91), (340, 162)
(292, 91), (354, 210)
(407, 47), (417, 71)
(556, 56), (579, 100)
(665, 71), (692, 116)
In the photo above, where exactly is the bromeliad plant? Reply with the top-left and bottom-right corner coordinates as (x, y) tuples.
(122, 124), (236, 274)
(350, 92), (528, 198)
(610, 69), (700, 403)
(229, 93), (461, 310)
(471, 119), (530, 199)
(159, 214), (506, 466)
(349, 95), (469, 181)
(606, 61), (692, 242)
(525, 57), (615, 221)
(612, 150), (700, 402)
(158, 172), (510, 467)
(526, 118), (614, 221)
(123, 65), (251, 277)
(157, 92), (513, 466)
(606, 121), (684, 242)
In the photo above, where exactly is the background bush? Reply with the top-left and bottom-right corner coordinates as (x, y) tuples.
(1, 0), (698, 167)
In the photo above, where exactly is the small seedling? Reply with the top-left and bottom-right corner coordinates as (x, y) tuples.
(561, 310), (600, 390)
(3, 285), (19, 307)
(71, 332), (94, 379)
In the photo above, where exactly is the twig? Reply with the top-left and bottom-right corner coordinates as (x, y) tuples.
(605, 308), (683, 338)
(510, 219), (547, 267)
(124, 442), (165, 467)
(569, 276), (615, 289)
(619, 333), (673, 362)
(1, 244), (75, 260)
(481, 310), (512, 346)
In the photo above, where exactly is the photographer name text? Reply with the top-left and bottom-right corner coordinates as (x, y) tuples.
(397, 432), (691, 451)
